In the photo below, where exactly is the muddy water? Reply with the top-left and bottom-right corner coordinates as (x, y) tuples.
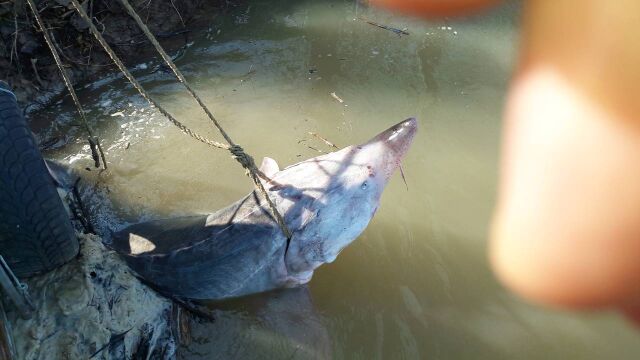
(34, 1), (640, 359)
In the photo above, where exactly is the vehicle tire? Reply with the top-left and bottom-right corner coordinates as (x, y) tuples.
(0, 81), (78, 277)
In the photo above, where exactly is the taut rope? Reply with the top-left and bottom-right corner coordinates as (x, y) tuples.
(67, 0), (293, 249)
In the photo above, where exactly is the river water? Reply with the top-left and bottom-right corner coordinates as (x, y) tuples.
(33, 0), (640, 358)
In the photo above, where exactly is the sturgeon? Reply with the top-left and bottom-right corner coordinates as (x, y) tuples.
(111, 118), (418, 300)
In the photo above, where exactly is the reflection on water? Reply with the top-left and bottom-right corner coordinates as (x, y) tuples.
(183, 287), (331, 359)
(33, 0), (640, 359)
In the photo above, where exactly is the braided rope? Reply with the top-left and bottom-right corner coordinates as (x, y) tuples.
(66, 0), (227, 150)
(118, 0), (235, 145)
(26, 0), (107, 169)
(68, 0), (293, 247)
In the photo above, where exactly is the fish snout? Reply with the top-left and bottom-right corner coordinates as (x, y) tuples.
(355, 118), (417, 184)
(368, 117), (418, 159)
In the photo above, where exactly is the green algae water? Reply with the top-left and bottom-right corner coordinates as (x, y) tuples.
(33, 1), (640, 358)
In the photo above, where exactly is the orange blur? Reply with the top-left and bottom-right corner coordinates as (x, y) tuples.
(370, 0), (501, 17)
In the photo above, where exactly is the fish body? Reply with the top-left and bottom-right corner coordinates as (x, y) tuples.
(112, 118), (418, 300)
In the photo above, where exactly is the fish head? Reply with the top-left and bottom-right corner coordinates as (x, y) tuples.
(352, 116), (418, 188)
(275, 118), (418, 276)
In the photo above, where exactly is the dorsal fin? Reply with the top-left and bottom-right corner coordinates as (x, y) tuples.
(259, 157), (280, 178)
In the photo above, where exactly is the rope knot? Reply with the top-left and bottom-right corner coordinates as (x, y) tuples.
(229, 144), (255, 171)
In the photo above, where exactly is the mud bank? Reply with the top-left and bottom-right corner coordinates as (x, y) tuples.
(0, 0), (230, 110)
(7, 234), (176, 359)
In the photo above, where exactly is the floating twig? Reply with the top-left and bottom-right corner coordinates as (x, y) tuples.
(330, 92), (344, 103)
(308, 132), (339, 149)
(358, 17), (409, 37)
(297, 139), (325, 154)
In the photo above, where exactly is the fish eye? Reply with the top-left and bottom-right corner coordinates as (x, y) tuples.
(361, 181), (368, 190)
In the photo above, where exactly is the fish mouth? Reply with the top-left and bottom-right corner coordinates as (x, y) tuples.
(363, 117), (418, 159)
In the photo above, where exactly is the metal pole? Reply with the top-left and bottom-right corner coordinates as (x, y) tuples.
(0, 300), (16, 359)
(0, 256), (34, 319)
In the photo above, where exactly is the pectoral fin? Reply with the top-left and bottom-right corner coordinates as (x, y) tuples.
(259, 157), (280, 178)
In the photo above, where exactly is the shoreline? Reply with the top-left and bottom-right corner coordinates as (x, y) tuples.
(0, 0), (233, 112)
(6, 233), (179, 359)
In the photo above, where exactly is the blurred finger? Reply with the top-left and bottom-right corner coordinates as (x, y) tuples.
(369, 0), (502, 17)
(490, 0), (640, 313)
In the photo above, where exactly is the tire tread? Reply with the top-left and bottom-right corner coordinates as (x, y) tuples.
(0, 89), (78, 277)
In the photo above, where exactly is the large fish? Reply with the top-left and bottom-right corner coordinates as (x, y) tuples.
(111, 118), (418, 300)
